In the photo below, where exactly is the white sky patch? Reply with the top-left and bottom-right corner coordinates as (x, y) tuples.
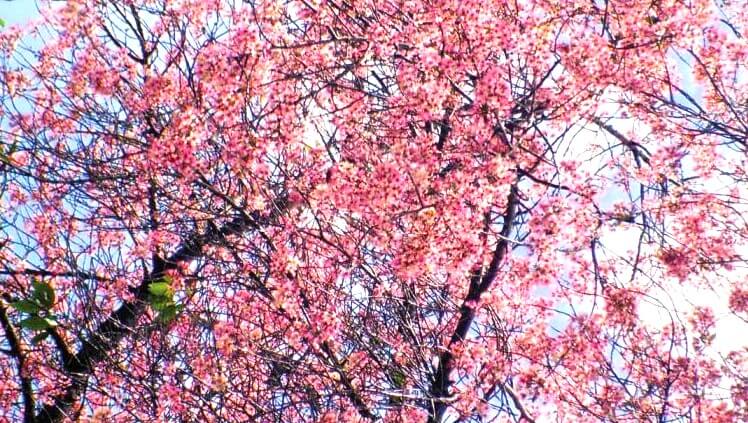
(543, 77), (746, 384)
(567, 94), (746, 423)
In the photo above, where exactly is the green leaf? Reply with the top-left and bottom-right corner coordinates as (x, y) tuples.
(10, 299), (40, 314)
(30, 331), (50, 345)
(390, 369), (406, 388)
(148, 281), (171, 297)
(31, 280), (55, 310)
(19, 316), (56, 331)
(151, 298), (172, 312)
(157, 304), (183, 323)
(0, 18), (6, 28)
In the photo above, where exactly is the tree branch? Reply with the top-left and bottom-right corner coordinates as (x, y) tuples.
(427, 185), (519, 422)
(34, 201), (287, 423)
(502, 381), (536, 423)
(0, 268), (108, 282)
(0, 299), (36, 423)
(592, 117), (651, 166)
(321, 341), (376, 420)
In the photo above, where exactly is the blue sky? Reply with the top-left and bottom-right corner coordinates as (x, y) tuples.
(1, 1), (41, 26)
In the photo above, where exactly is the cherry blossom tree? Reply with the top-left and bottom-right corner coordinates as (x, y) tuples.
(1, 0), (747, 421)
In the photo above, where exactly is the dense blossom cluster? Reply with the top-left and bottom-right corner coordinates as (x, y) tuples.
(0, 0), (747, 421)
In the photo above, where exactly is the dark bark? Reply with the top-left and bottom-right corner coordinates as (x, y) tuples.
(35, 203), (286, 423)
(0, 301), (36, 423)
(427, 186), (518, 423)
